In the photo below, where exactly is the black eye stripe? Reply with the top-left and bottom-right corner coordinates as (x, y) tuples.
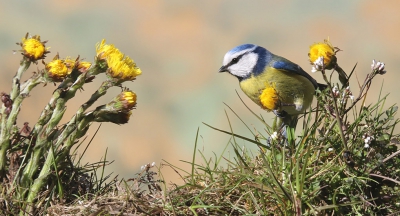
(228, 53), (245, 67)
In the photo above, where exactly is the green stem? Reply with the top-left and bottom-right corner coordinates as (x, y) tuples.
(10, 59), (31, 101)
(25, 113), (93, 203)
(0, 60), (31, 174)
(23, 77), (110, 203)
(0, 95), (23, 174)
(20, 73), (87, 194)
(82, 80), (113, 111)
(321, 70), (348, 151)
(0, 73), (41, 175)
(0, 117), (10, 176)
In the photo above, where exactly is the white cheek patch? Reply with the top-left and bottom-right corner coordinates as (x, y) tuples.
(229, 53), (258, 78)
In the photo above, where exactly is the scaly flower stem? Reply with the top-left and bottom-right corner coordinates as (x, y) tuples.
(0, 69), (42, 176)
(23, 77), (111, 203)
(26, 113), (93, 203)
(19, 103), (67, 189)
(10, 59), (31, 100)
(25, 81), (112, 202)
(19, 100), (67, 190)
(20, 73), (87, 193)
(82, 80), (113, 112)
(25, 133), (72, 204)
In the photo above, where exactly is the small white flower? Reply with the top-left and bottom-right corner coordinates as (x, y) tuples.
(344, 86), (354, 100)
(328, 148), (334, 152)
(151, 162), (156, 167)
(379, 62), (385, 71)
(341, 91), (346, 99)
(270, 131), (278, 140)
(314, 56), (324, 67)
(375, 62), (382, 70)
(140, 165), (145, 170)
(371, 59), (376, 70)
(371, 59), (387, 74)
(311, 56), (324, 72)
(332, 85), (339, 97)
(311, 66), (318, 73)
(363, 134), (374, 148)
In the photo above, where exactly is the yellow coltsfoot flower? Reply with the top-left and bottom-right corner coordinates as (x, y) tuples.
(77, 61), (92, 73)
(309, 38), (349, 86)
(64, 56), (92, 74)
(18, 33), (50, 62)
(119, 90), (137, 110)
(308, 39), (336, 71)
(95, 39), (118, 60)
(92, 89), (137, 124)
(107, 89), (137, 111)
(95, 39), (142, 83)
(259, 84), (280, 112)
(44, 54), (69, 82)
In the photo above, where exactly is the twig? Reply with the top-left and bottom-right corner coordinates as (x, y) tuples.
(369, 173), (400, 185)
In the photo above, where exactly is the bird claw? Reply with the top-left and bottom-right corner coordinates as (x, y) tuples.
(273, 110), (288, 118)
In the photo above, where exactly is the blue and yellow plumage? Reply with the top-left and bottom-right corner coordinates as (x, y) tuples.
(219, 44), (326, 132)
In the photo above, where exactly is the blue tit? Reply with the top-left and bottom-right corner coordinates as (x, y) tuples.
(219, 44), (326, 130)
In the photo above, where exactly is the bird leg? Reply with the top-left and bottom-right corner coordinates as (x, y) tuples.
(271, 109), (298, 146)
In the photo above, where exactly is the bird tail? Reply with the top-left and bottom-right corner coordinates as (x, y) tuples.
(317, 83), (328, 91)
(283, 114), (298, 132)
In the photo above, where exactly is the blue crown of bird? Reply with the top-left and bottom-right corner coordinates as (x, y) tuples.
(219, 44), (326, 130)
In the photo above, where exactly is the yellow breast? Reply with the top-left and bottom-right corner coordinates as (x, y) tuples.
(239, 67), (315, 115)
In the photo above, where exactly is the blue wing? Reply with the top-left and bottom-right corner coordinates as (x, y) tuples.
(272, 58), (319, 89)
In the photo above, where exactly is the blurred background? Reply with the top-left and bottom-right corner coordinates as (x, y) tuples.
(0, 1), (399, 184)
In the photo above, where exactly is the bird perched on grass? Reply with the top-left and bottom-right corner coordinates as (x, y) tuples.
(219, 44), (326, 134)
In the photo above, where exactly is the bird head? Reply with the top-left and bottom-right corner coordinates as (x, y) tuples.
(219, 44), (270, 80)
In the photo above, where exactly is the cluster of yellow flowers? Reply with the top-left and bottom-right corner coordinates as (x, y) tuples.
(43, 56), (93, 82)
(20, 35), (142, 84)
(96, 39), (142, 83)
(18, 34), (140, 123)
